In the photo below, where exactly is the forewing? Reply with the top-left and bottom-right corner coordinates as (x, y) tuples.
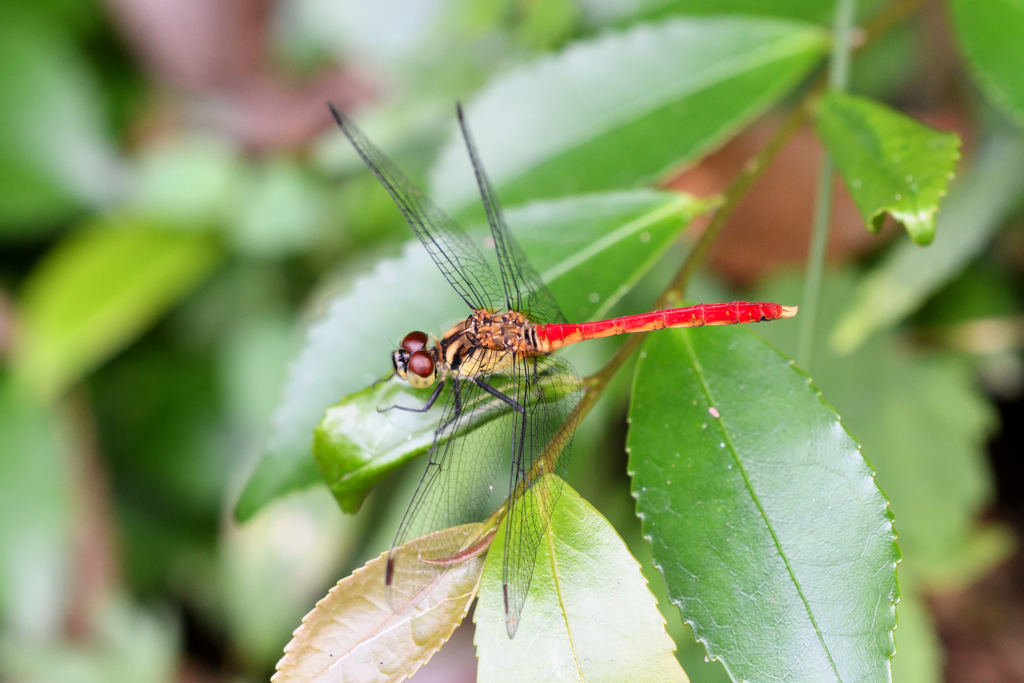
(501, 354), (581, 637)
(455, 105), (568, 325)
(329, 103), (503, 313)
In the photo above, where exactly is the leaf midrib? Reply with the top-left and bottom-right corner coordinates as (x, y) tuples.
(678, 330), (843, 682)
(545, 522), (586, 682)
(314, 557), (481, 681)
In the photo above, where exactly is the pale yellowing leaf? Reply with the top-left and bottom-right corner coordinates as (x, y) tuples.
(274, 524), (487, 683)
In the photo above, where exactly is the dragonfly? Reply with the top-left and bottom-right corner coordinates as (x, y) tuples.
(328, 102), (796, 638)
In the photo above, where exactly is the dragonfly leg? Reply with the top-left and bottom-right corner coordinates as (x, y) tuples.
(378, 380), (445, 414)
(372, 370), (395, 389)
(474, 378), (525, 414)
(476, 379), (532, 491)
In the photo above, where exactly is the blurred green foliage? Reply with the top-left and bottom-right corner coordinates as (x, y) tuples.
(2, 0), (1023, 681)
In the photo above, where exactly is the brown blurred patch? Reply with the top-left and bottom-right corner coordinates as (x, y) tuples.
(670, 119), (873, 286)
(932, 553), (1024, 683)
(669, 106), (971, 287)
(104, 0), (373, 151)
(0, 286), (14, 361)
(65, 391), (122, 641)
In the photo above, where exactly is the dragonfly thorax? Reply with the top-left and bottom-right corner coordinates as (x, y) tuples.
(464, 309), (534, 354)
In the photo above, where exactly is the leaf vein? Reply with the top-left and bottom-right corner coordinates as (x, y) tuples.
(546, 522), (585, 681)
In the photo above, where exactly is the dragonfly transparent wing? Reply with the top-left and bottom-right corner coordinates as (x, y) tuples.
(455, 105), (568, 325)
(501, 353), (581, 637)
(329, 103), (504, 313)
(386, 349), (519, 601)
(385, 352), (581, 638)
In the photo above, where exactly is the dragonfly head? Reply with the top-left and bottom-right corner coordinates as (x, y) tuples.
(393, 331), (437, 389)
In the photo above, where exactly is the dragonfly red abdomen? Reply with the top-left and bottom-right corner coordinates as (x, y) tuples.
(534, 301), (797, 352)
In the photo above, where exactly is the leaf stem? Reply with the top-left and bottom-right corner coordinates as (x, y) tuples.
(663, 103), (812, 308)
(796, 0), (859, 369)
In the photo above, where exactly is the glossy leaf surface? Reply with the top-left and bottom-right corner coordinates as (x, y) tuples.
(759, 274), (1002, 588)
(273, 524), (486, 683)
(815, 91), (961, 245)
(14, 221), (222, 400)
(832, 129), (1024, 353)
(430, 17), (827, 212)
(475, 479), (686, 683)
(239, 191), (699, 520)
(314, 380), (453, 514)
(758, 273), (1002, 677)
(950, 0), (1024, 123)
(627, 324), (899, 682)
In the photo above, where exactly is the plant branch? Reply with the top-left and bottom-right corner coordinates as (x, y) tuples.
(662, 104), (813, 308)
(797, 0), (859, 369)
(550, 102), (814, 458)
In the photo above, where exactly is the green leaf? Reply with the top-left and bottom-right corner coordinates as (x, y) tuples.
(0, 5), (123, 231)
(14, 219), (222, 400)
(758, 272), (1011, 681)
(129, 136), (242, 229)
(314, 381), (455, 514)
(949, 0), (1024, 124)
(516, 191), (709, 321)
(238, 190), (700, 521)
(815, 91), (961, 245)
(475, 479), (685, 683)
(627, 324), (899, 682)
(272, 524), (487, 683)
(228, 160), (328, 257)
(580, 0), (840, 25)
(831, 129), (1024, 353)
(0, 376), (73, 638)
(758, 273), (1004, 589)
(580, 0), (891, 27)
(429, 17), (828, 212)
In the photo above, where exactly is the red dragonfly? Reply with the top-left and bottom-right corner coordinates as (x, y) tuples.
(328, 103), (796, 638)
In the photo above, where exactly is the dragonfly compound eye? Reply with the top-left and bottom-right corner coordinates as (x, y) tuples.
(407, 350), (435, 379)
(402, 331), (429, 353)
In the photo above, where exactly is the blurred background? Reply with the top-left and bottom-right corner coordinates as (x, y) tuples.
(1, 0), (1022, 681)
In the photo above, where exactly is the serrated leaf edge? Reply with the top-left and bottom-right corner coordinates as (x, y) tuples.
(627, 330), (901, 679)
